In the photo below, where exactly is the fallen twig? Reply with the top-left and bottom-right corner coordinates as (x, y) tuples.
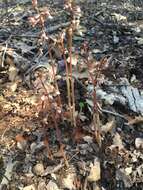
(98, 104), (127, 120)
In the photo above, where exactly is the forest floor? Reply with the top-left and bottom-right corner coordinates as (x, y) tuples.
(0, 0), (143, 189)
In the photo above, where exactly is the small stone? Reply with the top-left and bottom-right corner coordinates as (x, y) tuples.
(125, 167), (132, 175)
(33, 163), (44, 176)
(135, 138), (143, 149)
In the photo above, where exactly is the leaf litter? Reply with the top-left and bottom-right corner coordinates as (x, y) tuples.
(0, 0), (143, 189)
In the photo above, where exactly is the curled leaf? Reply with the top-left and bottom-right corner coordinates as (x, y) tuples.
(87, 158), (101, 182)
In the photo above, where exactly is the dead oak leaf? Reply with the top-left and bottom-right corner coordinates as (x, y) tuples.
(127, 116), (143, 125)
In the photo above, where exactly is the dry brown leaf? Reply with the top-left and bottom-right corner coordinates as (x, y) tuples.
(61, 167), (76, 189)
(9, 82), (18, 92)
(63, 111), (71, 120)
(74, 127), (86, 142)
(15, 134), (27, 150)
(23, 184), (36, 190)
(8, 63), (18, 82)
(127, 116), (143, 125)
(101, 118), (116, 133)
(33, 163), (44, 176)
(15, 134), (25, 142)
(87, 158), (101, 182)
(46, 181), (59, 190)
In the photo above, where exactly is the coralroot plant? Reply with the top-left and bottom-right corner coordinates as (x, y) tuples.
(29, 0), (106, 161)
(29, 0), (82, 128)
(29, 0), (70, 165)
(28, 0), (83, 166)
(63, 0), (82, 126)
(81, 42), (109, 146)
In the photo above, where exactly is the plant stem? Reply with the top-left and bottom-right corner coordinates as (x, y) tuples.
(53, 111), (69, 167)
(67, 27), (76, 127)
(60, 39), (72, 123)
(84, 49), (101, 146)
(49, 50), (63, 113)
